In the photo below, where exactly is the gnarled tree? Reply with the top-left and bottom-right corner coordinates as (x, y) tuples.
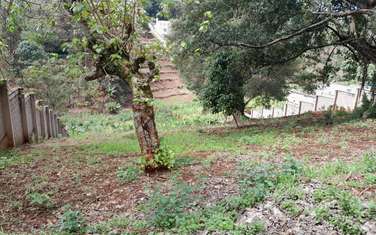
(63, 0), (160, 156)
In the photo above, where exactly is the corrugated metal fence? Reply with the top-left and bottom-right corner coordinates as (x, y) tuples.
(0, 80), (66, 149)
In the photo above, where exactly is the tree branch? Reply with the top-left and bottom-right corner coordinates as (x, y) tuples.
(210, 18), (331, 49)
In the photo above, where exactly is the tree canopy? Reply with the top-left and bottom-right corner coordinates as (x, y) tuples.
(170, 0), (376, 115)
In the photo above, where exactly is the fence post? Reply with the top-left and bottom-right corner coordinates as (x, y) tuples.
(284, 103), (288, 117)
(298, 101), (303, 115)
(37, 101), (46, 139)
(18, 88), (30, 144)
(261, 108), (264, 119)
(314, 95), (319, 111)
(57, 118), (62, 135)
(0, 80), (15, 148)
(354, 88), (361, 110)
(333, 90), (339, 111)
(53, 113), (58, 137)
(50, 111), (55, 138)
(44, 106), (51, 138)
(29, 94), (39, 142)
(272, 108), (275, 118)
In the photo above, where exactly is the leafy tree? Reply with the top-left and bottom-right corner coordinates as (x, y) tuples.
(201, 51), (246, 126)
(0, 0), (29, 77)
(145, 0), (179, 19)
(62, 0), (162, 161)
(170, 0), (376, 115)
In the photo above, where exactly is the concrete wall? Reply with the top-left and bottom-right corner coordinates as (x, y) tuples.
(0, 80), (65, 150)
(9, 90), (25, 146)
(0, 97), (5, 147)
(249, 89), (370, 119)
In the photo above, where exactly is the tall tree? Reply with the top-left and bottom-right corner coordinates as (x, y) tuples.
(170, 0), (376, 114)
(0, 0), (28, 77)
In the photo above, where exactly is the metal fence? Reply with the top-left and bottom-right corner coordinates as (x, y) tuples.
(0, 80), (66, 149)
(249, 88), (371, 119)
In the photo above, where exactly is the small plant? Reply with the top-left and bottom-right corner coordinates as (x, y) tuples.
(140, 145), (176, 171)
(282, 157), (303, 176)
(245, 220), (266, 235)
(323, 110), (334, 125)
(58, 208), (87, 234)
(362, 152), (376, 173)
(116, 166), (141, 183)
(27, 192), (53, 209)
(105, 101), (122, 114)
(143, 182), (196, 229)
(366, 202), (376, 219)
(280, 200), (302, 217)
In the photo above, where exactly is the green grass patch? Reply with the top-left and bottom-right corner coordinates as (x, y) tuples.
(0, 150), (30, 170)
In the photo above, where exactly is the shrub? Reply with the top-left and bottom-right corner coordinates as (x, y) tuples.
(27, 192), (53, 209)
(323, 110), (334, 125)
(15, 40), (47, 66)
(58, 208), (87, 234)
(353, 95), (376, 119)
(105, 101), (122, 114)
(144, 183), (195, 229)
(140, 145), (176, 170)
(362, 152), (376, 173)
(116, 166), (141, 183)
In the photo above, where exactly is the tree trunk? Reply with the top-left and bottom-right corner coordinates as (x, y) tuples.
(131, 59), (160, 155)
(133, 102), (160, 154)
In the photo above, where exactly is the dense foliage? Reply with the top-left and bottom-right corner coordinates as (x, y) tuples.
(170, 0), (376, 115)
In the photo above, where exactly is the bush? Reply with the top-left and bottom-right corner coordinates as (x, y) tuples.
(15, 40), (47, 66)
(144, 183), (195, 229)
(27, 192), (53, 209)
(140, 145), (176, 170)
(323, 110), (334, 125)
(353, 95), (376, 119)
(58, 208), (87, 234)
(106, 101), (122, 114)
(362, 152), (376, 173)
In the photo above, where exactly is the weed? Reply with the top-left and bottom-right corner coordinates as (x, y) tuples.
(244, 220), (266, 235)
(313, 186), (367, 235)
(105, 101), (121, 114)
(362, 152), (376, 173)
(366, 202), (376, 219)
(88, 216), (130, 234)
(239, 131), (276, 146)
(280, 200), (302, 217)
(330, 215), (364, 235)
(58, 208), (86, 234)
(0, 150), (28, 170)
(27, 192), (53, 209)
(337, 192), (363, 218)
(143, 182), (197, 229)
(139, 145), (176, 170)
(204, 211), (236, 232)
(116, 166), (141, 183)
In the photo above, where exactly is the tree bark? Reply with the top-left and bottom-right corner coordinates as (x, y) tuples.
(131, 59), (160, 154)
(133, 102), (160, 154)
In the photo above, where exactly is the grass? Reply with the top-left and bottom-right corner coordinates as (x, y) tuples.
(0, 150), (32, 170)
(1, 101), (376, 234)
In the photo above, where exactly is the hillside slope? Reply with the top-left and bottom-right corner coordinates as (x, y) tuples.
(151, 57), (193, 103)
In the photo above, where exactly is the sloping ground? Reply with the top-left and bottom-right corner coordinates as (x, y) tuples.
(151, 57), (194, 103)
(0, 109), (375, 234)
